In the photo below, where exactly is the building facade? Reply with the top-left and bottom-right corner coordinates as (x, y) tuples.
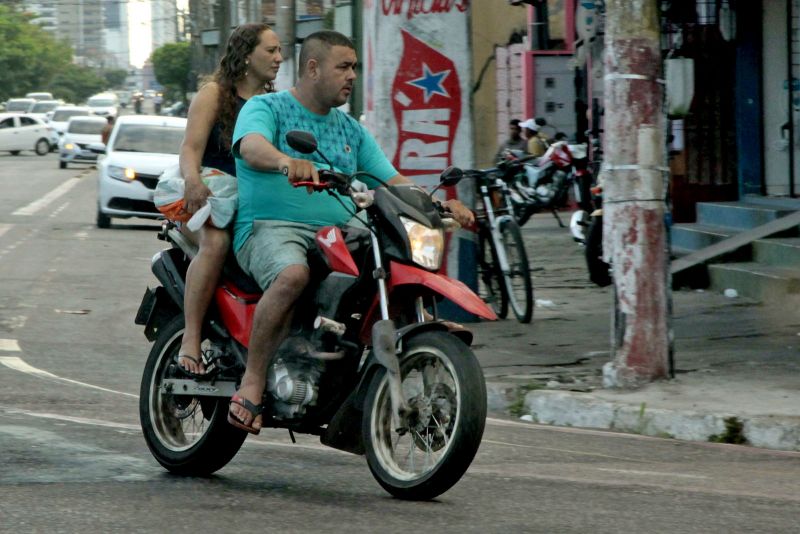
(152, 0), (179, 50)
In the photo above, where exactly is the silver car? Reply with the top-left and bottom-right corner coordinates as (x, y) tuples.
(58, 116), (107, 169)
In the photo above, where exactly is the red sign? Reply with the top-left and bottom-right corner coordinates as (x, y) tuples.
(381, 0), (469, 20)
(391, 29), (462, 180)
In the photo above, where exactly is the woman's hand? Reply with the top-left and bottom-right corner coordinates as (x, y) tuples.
(184, 177), (212, 214)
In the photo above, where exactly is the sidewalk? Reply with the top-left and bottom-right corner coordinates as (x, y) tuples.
(471, 213), (800, 451)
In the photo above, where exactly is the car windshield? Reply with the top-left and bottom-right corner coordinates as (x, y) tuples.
(68, 120), (105, 135)
(52, 109), (89, 121)
(88, 99), (115, 107)
(31, 102), (59, 113)
(111, 124), (183, 154)
(6, 101), (32, 111)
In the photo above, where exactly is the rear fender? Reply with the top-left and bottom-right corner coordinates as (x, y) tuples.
(150, 248), (187, 310)
(135, 286), (180, 342)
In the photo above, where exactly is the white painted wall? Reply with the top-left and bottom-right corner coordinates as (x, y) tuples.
(762, 0), (800, 196)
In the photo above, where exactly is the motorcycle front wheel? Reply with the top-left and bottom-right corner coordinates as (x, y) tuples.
(498, 219), (534, 323)
(363, 331), (486, 500)
(139, 314), (246, 476)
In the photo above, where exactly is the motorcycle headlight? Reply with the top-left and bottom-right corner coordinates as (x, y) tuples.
(108, 165), (136, 182)
(63, 142), (75, 151)
(400, 216), (444, 270)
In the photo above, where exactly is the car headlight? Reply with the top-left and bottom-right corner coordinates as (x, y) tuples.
(400, 216), (444, 270)
(108, 165), (136, 182)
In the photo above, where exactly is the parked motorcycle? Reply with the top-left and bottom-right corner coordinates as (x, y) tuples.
(136, 130), (496, 500)
(570, 181), (611, 287)
(499, 140), (593, 227)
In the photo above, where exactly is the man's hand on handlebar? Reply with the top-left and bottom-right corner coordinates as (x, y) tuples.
(441, 199), (474, 227)
(280, 157), (319, 193)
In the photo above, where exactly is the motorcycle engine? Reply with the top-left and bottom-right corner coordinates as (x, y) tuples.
(266, 337), (324, 420)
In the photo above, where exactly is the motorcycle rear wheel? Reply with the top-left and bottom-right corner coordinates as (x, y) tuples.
(363, 331), (486, 500)
(139, 314), (246, 476)
(585, 215), (612, 287)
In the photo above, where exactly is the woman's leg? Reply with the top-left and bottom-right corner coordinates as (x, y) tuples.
(179, 224), (230, 374)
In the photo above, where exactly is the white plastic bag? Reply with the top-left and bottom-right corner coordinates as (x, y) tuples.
(154, 165), (238, 229)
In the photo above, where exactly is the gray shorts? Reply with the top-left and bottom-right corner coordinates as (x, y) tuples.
(235, 220), (318, 291)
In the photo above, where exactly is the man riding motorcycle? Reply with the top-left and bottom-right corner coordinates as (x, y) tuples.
(228, 30), (473, 433)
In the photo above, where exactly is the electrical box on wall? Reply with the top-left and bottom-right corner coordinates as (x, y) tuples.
(533, 55), (576, 137)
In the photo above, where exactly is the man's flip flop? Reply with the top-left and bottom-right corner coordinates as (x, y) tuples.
(227, 394), (264, 435)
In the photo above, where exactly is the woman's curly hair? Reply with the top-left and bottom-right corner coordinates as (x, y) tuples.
(212, 23), (275, 150)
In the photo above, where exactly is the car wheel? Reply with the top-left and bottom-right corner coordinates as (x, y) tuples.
(97, 209), (111, 229)
(10, 150), (20, 156)
(59, 161), (67, 169)
(35, 138), (50, 156)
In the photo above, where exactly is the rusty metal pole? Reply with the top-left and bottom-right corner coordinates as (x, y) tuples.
(602, 0), (670, 388)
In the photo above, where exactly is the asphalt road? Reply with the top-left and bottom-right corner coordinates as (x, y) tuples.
(1, 153), (799, 533)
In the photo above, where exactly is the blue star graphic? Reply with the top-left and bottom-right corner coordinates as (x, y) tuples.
(407, 64), (450, 103)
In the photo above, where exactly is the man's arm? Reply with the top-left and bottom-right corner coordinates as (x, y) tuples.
(239, 133), (319, 184)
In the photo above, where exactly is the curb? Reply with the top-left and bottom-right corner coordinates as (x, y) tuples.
(486, 382), (800, 452)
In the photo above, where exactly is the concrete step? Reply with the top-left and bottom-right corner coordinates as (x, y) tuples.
(670, 223), (738, 252)
(708, 262), (800, 300)
(696, 201), (796, 230)
(753, 238), (800, 268)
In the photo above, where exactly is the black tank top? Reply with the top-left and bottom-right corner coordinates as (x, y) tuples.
(201, 95), (247, 176)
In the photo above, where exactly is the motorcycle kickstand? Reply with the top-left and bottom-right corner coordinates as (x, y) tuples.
(551, 208), (565, 228)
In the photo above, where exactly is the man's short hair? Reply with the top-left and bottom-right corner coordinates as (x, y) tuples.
(298, 31), (355, 78)
(510, 119), (521, 126)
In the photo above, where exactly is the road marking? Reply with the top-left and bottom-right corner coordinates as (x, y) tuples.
(0, 339), (21, 352)
(12, 178), (81, 216)
(481, 439), (652, 463)
(594, 467), (709, 480)
(48, 201), (70, 218)
(0, 223), (12, 239)
(4, 409), (139, 430)
(0, 356), (138, 398)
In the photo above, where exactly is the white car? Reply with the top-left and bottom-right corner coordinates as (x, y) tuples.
(86, 93), (119, 118)
(0, 113), (52, 155)
(5, 98), (36, 113)
(58, 116), (107, 169)
(96, 114), (187, 228)
(27, 100), (62, 121)
(49, 106), (93, 146)
(26, 92), (55, 101)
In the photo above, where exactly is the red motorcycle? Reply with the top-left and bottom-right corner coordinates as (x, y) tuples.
(136, 131), (496, 500)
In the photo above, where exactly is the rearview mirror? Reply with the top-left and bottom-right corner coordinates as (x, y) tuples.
(286, 130), (318, 154)
(439, 166), (464, 186)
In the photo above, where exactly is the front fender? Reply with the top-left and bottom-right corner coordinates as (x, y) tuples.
(389, 262), (498, 321)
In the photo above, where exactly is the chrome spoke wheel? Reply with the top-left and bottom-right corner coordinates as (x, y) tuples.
(148, 329), (215, 452)
(370, 350), (460, 482)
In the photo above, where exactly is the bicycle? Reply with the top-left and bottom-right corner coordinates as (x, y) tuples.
(468, 168), (534, 323)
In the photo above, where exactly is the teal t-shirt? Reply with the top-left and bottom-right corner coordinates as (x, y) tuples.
(232, 90), (398, 252)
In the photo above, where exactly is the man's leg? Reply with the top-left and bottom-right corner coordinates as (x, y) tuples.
(229, 264), (309, 431)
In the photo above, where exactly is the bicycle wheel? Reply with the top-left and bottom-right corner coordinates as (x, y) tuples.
(477, 229), (508, 318)
(497, 219), (533, 323)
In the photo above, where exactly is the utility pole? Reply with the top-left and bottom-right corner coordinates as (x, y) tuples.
(276, 0), (296, 87)
(218, 0), (232, 62)
(602, 0), (670, 388)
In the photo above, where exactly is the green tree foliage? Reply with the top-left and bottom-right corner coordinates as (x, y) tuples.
(102, 68), (128, 89)
(151, 42), (190, 102)
(49, 64), (106, 104)
(0, 5), (70, 101)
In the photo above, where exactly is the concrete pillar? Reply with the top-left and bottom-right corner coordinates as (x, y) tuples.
(602, 0), (671, 388)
